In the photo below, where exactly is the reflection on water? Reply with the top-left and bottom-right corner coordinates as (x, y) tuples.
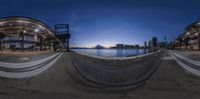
(72, 49), (149, 57)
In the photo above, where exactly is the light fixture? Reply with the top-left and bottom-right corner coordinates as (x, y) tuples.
(35, 29), (39, 32)
(186, 32), (190, 35)
(196, 33), (199, 36)
(23, 30), (26, 33)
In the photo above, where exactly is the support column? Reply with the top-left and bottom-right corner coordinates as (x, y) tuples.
(185, 37), (189, 50)
(66, 39), (69, 52)
(48, 41), (51, 50)
(53, 42), (57, 51)
(39, 37), (43, 50)
(34, 34), (37, 51)
(198, 35), (200, 50)
(20, 32), (24, 51)
(0, 38), (2, 52)
(179, 39), (182, 49)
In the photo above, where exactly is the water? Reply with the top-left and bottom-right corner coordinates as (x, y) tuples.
(71, 49), (149, 57)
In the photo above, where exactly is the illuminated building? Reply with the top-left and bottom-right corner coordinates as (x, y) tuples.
(0, 16), (65, 51)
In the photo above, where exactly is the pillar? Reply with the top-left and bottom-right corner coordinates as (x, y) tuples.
(20, 32), (24, 51)
(39, 37), (43, 50)
(53, 42), (57, 51)
(179, 39), (182, 49)
(0, 38), (2, 52)
(198, 35), (200, 50)
(185, 37), (189, 50)
(66, 39), (70, 51)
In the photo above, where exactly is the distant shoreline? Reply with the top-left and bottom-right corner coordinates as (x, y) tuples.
(70, 48), (149, 50)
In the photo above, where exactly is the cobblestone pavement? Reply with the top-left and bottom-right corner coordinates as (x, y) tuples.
(69, 52), (162, 86)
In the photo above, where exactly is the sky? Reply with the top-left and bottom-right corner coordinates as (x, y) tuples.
(0, 0), (200, 47)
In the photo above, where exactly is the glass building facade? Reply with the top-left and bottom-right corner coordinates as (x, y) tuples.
(0, 17), (63, 51)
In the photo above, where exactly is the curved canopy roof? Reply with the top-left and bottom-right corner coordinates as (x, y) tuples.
(0, 16), (62, 43)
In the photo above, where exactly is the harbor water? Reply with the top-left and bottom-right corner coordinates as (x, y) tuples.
(72, 49), (149, 57)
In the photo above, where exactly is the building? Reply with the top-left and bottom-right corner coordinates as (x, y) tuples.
(109, 46), (116, 49)
(55, 24), (70, 51)
(152, 36), (158, 47)
(0, 16), (65, 52)
(144, 41), (147, 49)
(124, 45), (134, 49)
(164, 36), (167, 47)
(148, 40), (152, 48)
(174, 19), (200, 50)
(116, 44), (124, 49)
(134, 44), (140, 49)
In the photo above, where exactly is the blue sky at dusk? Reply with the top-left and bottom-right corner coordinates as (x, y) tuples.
(0, 0), (200, 47)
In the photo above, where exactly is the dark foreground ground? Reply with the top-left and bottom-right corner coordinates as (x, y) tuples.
(0, 51), (200, 99)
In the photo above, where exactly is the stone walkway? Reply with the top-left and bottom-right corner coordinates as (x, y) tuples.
(69, 52), (162, 86)
(0, 51), (56, 63)
(0, 51), (200, 99)
(174, 50), (200, 61)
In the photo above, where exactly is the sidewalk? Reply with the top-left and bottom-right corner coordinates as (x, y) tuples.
(0, 51), (200, 99)
(174, 50), (200, 61)
(0, 51), (56, 63)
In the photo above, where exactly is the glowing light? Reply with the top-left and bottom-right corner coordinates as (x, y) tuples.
(195, 33), (199, 36)
(35, 29), (39, 32)
(23, 30), (26, 33)
(186, 32), (190, 35)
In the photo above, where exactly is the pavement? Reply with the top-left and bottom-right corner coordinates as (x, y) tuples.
(0, 51), (200, 99)
(173, 50), (200, 61)
(0, 51), (56, 63)
(69, 51), (162, 87)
